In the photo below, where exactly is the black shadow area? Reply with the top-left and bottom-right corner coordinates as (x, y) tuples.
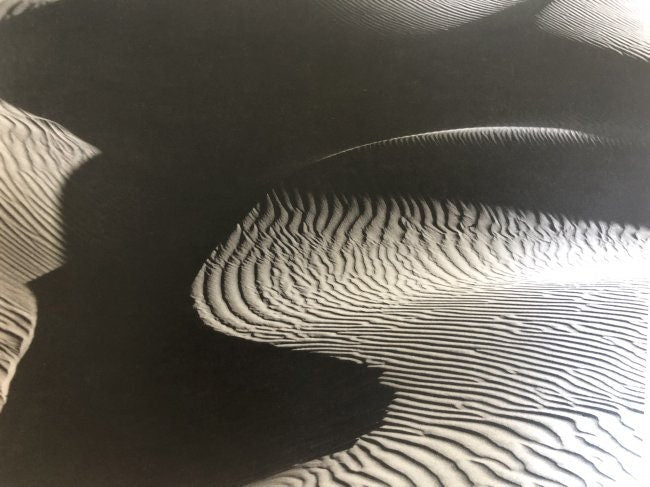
(283, 136), (650, 227)
(0, 0), (648, 485)
(1, 262), (392, 486)
(0, 153), (394, 487)
(0, 1), (403, 485)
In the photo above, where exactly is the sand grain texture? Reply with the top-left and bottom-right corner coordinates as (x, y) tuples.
(315, 0), (525, 34)
(0, 100), (97, 407)
(0, 1), (648, 484)
(194, 130), (649, 486)
(537, 0), (650, 61)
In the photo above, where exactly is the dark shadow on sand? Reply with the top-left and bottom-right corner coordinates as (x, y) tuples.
(0, 0), (648, 485)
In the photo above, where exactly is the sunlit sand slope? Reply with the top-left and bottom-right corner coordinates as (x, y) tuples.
(194, 129), (648, 486)
(0, 100), (97, 407)
(537, 0), (650, 61)
(315, 0), (525, 34)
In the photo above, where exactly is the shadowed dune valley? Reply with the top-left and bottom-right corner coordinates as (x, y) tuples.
(0, 1), (648, 486)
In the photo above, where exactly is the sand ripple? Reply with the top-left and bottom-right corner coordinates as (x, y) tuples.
(194, 130), (648, 486)
(0, 100), (97, 407)
(537, 0), (650, 61)
(315, 0), (524, 35)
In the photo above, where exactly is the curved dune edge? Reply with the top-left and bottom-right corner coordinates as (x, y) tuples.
(318, 126), (621, 163)
(0, 279), (35, 407)
(193, 127), (649, 485)
(194, 192), (648, 486)
(537, 0), (650, 61)
(0, 0), (58, 21)
(0, 100), (98, 408)
(314, 0), (525, 35)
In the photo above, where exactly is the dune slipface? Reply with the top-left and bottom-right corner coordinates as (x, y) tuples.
(0, 100), (97, 408)
(193, 128), (649, 486)
(537, 0), (650, 61)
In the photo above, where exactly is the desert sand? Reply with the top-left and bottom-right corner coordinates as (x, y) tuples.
(194, 128), (648, 486)
(537, 0), (650, 61)
(0, 1), (648, 486)
(0, 100), (98, 408)
(313, 0), (525, 34)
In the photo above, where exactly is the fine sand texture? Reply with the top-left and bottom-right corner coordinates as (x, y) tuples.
(537, 0), (650, 61)
(0, 1), (648, 485)
(196, 195), (648, 486)
(0, 0), (73, 415)
(0, 100), (97, 408)
(193, 129), (649, 486)
(314, 0), (525, 34)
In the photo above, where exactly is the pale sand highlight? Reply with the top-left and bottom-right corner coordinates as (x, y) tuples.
(0, 100), (98, 407)
(0, 0), (57, 20)
(537, 0), (650, 61)
(194, 129), (648, 486)
(195, 193), (648, 486)
(315, 0), (525, 35)
(319, 126), (618, 163)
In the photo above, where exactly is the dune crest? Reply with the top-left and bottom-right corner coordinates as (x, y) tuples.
(537, 0), (650, 61)
(0, 100), (97, 407)
(320, 126), (617, 162)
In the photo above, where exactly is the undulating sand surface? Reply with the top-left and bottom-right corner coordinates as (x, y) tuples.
(314, 0), (525, 34)
(0, 1), (648, 485)
(537, 0), (650, 61)
(0, 100), (97, 407)
(194, 128), (649, 486)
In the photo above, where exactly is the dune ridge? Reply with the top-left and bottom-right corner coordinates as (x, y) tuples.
(0, 1), (647, 482)
(537, 0), (650, 61)
(319, 126), (619, 163)
(0, 100), (97, 407)
(193, 186), (648, 485)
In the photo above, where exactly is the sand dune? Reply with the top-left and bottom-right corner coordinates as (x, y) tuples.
(0, 100), (97, 407)
(0, 1), (648, 484)
(314, 0), (525, 34)
(316, 0), (650, 62)
(537, 0), (650, 61)
(193, 129), (648, 486)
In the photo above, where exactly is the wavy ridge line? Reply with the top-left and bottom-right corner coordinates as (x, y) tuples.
(194, 190), (648, 486)
(0, 100), (98, 407)
(319, 126), (619, 164)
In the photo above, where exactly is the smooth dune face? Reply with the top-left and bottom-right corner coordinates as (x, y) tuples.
(193, 129), (649, 486)
(0, 100), (97, 407)
(315, 0), (525, 34)
(537, 0), (650, 61)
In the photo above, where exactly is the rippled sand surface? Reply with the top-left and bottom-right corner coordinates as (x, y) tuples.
(538, 0), (650, 61)
(194, 130), (649, 485)
(0, 101), (97, 407)
(0, 1), (648, 486)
